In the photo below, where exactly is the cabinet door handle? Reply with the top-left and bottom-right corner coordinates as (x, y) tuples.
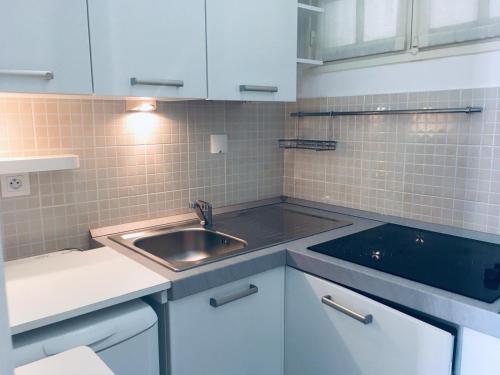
(322, 295), (373, 324)
(130, 77), (184, 87)
(0, 69), (54, 80)
(210, 284), (258, 308)
(239, 85), (278, 93)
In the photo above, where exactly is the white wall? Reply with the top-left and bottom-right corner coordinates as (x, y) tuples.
(299, 50), (500, 98)
(0, 241), (13, 375)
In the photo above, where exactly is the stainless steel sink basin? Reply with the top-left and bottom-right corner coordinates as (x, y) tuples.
(110, 227), (248, 271)
(108, 203), (353, 272)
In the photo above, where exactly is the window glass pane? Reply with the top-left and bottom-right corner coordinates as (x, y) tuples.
(364, 0), (399, 41)
(491, 0), (500, 18)
(415, 0), (500, 48)
(321, 0), (408, 61)
(322, 0), (356, 48)
(429, 0), (479, 29)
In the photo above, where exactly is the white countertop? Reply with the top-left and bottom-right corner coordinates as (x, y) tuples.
(5, 247), (171, 335)
(15, 346), (114, 375)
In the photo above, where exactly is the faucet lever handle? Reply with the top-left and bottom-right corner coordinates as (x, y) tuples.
(192, 199), (211, 210)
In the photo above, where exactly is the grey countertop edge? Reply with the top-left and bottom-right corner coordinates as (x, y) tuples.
(96, 236), (287, 303)
(95, 198), (500, 339)
(287, 249), (500, 338)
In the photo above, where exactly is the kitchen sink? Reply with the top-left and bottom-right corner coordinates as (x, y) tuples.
(109, 203), (352, 272)
(111, 227), (248, 271)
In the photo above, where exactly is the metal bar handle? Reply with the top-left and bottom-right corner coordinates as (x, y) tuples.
(239, 85), (278, 93)
(291, 106), (483, 117)
(0, 69), (54, 80)
(321, 295), (373, 324)
(130, 77), (184, 87)
(210, 284), (258, 308)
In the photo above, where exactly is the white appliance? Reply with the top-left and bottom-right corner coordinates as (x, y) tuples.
(12, 299), (159, 375)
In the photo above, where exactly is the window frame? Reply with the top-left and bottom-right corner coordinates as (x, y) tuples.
(317, 0), (500, 72)
(411, 0), (500, 48)
(320, 0), (410, 61)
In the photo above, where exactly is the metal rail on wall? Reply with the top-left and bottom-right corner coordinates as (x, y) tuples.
(281, 106), (483, 151)
(290, 106), (483, 117)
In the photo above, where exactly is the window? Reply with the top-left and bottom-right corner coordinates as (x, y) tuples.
(320, 0), (500, 62)
(414, 0), (500, 48)
(320, 0), (409, 61)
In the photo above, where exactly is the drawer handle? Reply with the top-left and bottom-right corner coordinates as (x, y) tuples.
(239, 85), (278, 93)
(0, 69), (54, 80)
(322, 295), (373, 325)
(210, 284), (258, 308)
(130, 77), (184, 87)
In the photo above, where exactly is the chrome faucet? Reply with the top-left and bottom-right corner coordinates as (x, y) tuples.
(190, 200), (213, 227)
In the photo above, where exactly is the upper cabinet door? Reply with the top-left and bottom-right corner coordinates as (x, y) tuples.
(206, 0), (297, 102)
(88, 0), (207, 99)
(0, 0), (92, 94)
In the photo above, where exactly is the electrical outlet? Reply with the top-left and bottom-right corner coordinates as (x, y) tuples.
(1, 174), (30, 198)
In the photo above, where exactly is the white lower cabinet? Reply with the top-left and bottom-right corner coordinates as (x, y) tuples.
(458, 327), (500, 375)
(168, 267), (284, 375)
(285, 267), (454, 375)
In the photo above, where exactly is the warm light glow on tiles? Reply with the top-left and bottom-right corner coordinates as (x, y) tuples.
(125, 112), (159, 143)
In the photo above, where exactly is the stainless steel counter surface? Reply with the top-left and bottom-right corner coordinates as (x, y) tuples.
(95, 201), (377, 301)
(109, 203), (351, 272)
(95, 197), (500, 339)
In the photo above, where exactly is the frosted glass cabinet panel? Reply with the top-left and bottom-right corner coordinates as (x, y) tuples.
(285, 267), (454, 375)
(0, 0), (92, 94)
(206, 0), (297, 101)
(87, 0), (207, 99)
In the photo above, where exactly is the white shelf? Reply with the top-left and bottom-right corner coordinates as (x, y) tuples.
(297, 58), (323, 65)
(0, 154), (79, 174)
(298, 3), (324, 14)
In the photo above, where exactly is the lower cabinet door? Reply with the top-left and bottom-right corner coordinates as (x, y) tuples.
(285, 267), (454, 375)
(168, 267), (284, 375)
(458, 328), (500, 375)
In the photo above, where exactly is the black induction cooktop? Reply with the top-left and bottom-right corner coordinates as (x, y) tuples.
(308, 224), (500, 303)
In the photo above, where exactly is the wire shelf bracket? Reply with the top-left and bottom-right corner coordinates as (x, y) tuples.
(278, 139), (337, 151)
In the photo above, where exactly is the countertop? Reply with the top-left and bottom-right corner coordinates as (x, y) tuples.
(14, 346), (114, 375)
(96, 197), (500, 339)
(5, 247), (170, 335)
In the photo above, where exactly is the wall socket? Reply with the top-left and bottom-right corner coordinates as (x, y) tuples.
(1, 174), (30, 198)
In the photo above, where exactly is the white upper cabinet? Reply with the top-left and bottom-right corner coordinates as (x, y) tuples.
(87, 0), (207, 99)
(285, 267), (454, 375)
(206, 0), (297, 102)
(0, 0), (92, 94)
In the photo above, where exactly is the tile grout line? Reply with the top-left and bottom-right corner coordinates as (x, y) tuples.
(30, 97), (46, 256)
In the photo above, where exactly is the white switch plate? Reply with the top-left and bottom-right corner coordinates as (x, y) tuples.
(210, 134), (228, 154)
(1, 174), (30, 198)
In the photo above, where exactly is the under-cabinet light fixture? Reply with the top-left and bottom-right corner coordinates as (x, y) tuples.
(126, 98), (157, 112)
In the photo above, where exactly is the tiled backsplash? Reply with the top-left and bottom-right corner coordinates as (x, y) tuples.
(284, 88), (500, 235)
(0, 98), (284, 260)
(2, 87), (499, 261)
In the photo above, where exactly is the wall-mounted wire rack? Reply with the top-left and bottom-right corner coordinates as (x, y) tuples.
(278, 139), (337, 151)
(280, 106), (483, 151)
(290, 106), (483, 118)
